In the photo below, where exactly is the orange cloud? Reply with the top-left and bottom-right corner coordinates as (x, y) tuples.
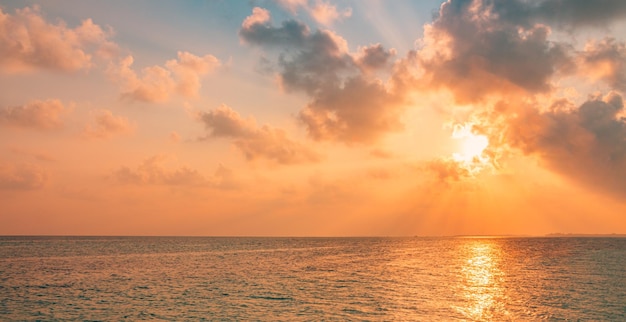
(113, 155), (236, 188)
(275, 0), (307, 14)
(242, 7), (271, 29)
(0, 99), (67, 130)
(309, 1), (352, 25)
(0, 6), (117, 73)
(580, 38), (626, 90)
(199, 105), (320, 164)
(426, 158), (471, 183)
(165, 51), (221, 97)
(108, 51), (220, 103)
(82, 109), (133, 139)
(0, 161), (47, 190)
(108, 56), (173, 103)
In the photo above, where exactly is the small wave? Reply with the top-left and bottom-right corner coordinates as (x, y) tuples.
(249, 295), (293, 301)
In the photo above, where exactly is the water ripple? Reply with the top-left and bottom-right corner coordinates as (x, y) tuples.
(0, 236), (625, 320)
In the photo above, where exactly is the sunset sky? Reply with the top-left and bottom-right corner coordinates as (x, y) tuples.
(2, 0), (626, 236)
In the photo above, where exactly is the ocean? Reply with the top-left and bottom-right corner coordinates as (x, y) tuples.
(1, 236), (625, 321)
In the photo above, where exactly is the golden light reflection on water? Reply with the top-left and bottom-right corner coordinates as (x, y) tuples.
(455, 239), (509, 320)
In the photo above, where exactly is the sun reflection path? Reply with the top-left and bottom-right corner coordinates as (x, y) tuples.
(455, 239), (509, 320)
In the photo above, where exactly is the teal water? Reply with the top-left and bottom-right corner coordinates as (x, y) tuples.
(0, 237), (625, 320)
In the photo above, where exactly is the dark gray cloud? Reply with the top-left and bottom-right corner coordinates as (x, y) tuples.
(450, 0), (626, 30)
(419, 0), (626, 103)
(240, 7), (406, 143)
(240, 18), (309, 48)
(299, 76), (402, 143)
(519, 0), (626, 29)
(355, 44), (396, 72)
(240, 9), (353, 96)
(502, 93), (626, 198)
(420, 0), (572, 102)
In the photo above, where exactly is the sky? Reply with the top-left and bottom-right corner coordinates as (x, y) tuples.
(2, 0), (626, 236)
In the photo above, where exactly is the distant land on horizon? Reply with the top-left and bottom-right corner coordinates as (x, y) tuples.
(545, 233), (626, 238)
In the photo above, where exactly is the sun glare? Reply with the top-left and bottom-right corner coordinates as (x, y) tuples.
(452, 123), (490, 170)
(454, 133), (488, 163)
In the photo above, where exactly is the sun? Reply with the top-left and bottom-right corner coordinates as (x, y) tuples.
(452, 123), (489, 165)
(454, 133), (489, 163)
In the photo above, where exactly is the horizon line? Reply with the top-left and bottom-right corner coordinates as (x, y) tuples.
(1, 233), (626, 238)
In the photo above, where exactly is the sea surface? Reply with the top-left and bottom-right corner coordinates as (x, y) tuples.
(0, 236), (625, 321)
